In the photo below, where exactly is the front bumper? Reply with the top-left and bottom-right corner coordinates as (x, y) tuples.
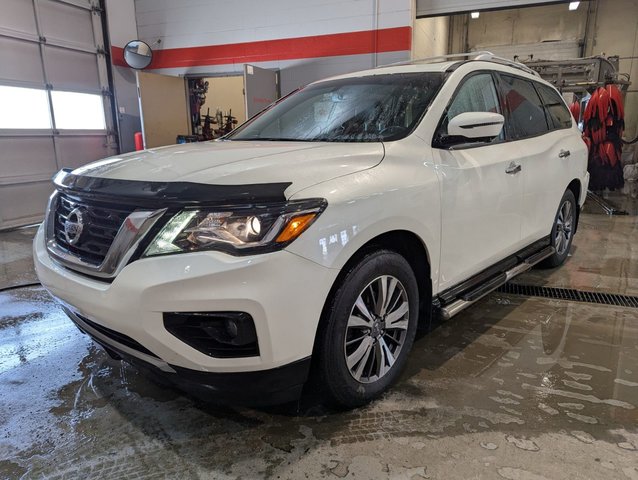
(65, 305), (310, 405)
(34, 226), (338, 399)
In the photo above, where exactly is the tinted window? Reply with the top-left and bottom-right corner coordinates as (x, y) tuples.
(437, 73), (503, 143)
(500, 75), (549, 138)
(537, 84), (572, 130)
(228, 73), (444, 142)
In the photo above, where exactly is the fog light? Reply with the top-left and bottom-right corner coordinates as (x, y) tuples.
(164, 312), (259, 358)
(225, 318), (238, 338)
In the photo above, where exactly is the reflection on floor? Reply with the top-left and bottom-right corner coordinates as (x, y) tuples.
(1, 217), (637, 479)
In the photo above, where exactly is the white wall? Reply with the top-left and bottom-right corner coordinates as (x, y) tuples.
(413, 16), (449, 59)
(135, 0), (412, 50)
(133, 0), (413, 93)
(105, 0), (141, 153)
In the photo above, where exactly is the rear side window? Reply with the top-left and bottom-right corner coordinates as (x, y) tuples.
(537, 84), (572, 129)
(436, 73), (503, 143)
(500, 75), (549, 139)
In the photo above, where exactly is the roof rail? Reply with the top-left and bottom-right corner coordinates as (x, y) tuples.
(381, 51), (494, 67)
(476, 53), (540, 77)
(380, 51), (540, 77)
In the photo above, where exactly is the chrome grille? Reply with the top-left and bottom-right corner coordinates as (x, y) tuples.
(53, 193), (137, 265)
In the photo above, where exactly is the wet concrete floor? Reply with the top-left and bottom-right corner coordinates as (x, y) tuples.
(1, 214), (637, 479)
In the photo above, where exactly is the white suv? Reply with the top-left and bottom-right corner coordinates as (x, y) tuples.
(34, 54), (589, 407)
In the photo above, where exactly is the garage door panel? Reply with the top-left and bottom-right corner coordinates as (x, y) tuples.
(55, 136), (108, 169)
(0, 137), (57, 183)
(37, 0), (95, 49)
(0, 181), (52, 227)
(417, 0), (559, 17)
(43, 46), (100, 92)
(0, 37), (45, 85)
(0, 0), (38, 36)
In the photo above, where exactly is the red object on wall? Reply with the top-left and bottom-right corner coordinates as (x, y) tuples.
(134, 132), (144, 151)
(111, 26), (412, 70)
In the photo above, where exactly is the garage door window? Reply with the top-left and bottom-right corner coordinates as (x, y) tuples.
(0, 85), (51, 129)
(51, 91), (106, 130)
(500, 75), (549, 139)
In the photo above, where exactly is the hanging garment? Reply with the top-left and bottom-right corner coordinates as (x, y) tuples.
(578, 85), (625, 191)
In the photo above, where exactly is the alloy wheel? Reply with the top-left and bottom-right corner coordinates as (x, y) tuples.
(555, 199), (574, 256)
(344, 275), (409, 383)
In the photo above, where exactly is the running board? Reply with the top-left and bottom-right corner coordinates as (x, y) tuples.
(439, 245), (555, 321)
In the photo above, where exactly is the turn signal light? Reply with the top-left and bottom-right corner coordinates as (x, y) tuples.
(276, 213), (318, 243)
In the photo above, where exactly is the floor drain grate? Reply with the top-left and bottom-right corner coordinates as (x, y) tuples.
(497, 283), (638, 308)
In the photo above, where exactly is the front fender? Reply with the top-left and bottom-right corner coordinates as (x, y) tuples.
(285, 160), (441, 293)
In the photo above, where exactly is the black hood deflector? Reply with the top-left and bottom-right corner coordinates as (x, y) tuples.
(53, 169), (292, 207)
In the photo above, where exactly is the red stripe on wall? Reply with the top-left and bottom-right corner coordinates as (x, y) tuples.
(110, 26), (411, 70)
(111, 46), (127, 67)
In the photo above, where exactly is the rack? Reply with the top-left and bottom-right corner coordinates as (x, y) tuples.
(521, 56), (631, 93)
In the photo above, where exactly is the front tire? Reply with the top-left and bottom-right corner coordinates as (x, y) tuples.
(542, 189), (576, 268)
(314, 250), (419, 408)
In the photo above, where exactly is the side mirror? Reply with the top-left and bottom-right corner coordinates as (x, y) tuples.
(123, 40), (153, 70)
(447, 111), (504, 142)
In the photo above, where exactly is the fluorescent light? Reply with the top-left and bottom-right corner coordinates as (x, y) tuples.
(470, 11), (480, 19)
(569, 2), (580, 10)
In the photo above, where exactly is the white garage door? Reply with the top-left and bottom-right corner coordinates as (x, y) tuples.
(0, 0), (117, 229)
(416, 0), (560, 17)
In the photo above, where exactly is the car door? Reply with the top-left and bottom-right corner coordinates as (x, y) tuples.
(522, 80), (585, 242)
(432, 72), (524, 291)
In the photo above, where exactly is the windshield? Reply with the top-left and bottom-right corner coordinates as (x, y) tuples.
(227, 72), (444, 142)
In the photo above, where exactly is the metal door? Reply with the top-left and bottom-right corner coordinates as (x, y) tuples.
(244, 64), (280, 120)
(137, 71), (189, 149)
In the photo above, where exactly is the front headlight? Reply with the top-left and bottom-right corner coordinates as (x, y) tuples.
(143, 198), (327, 257)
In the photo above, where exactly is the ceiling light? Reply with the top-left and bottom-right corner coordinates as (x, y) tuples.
(569, 2), (580, 10)
(470, 11), (480, 19)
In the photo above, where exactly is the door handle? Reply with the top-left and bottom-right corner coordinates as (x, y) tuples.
(559, 149), (571, 158)
(505, 162), (522, 174)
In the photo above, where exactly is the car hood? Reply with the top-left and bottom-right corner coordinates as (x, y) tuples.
(71, 140), (385, 198)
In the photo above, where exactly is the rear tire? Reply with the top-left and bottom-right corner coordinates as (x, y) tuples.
(314, 250), (419, 408)
(541, 189), (576, 268)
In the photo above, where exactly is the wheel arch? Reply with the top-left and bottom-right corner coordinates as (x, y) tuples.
(313, 229), (433, 359)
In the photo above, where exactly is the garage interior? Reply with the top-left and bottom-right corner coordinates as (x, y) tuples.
(1, 0), (638, 478)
